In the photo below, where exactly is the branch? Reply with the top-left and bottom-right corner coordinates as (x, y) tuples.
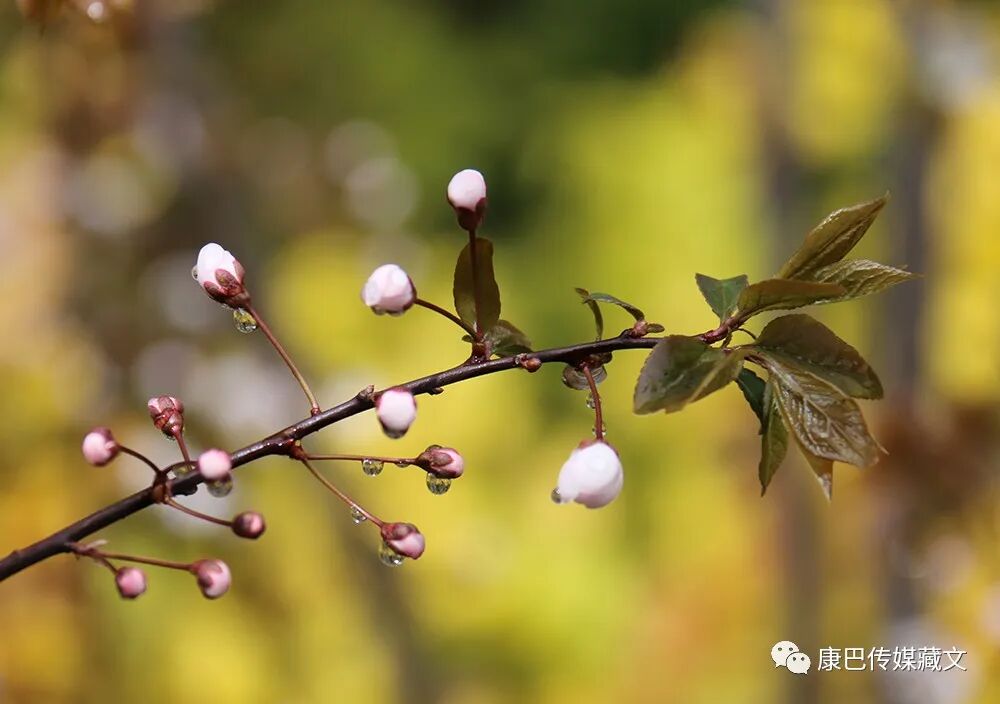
(0, 332), (677, 582)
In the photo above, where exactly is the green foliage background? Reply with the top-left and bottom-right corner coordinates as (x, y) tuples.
(1, 1), (999, 702)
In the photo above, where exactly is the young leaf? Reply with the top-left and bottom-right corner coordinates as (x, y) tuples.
(736, 368), (767, 427)
(575, 287), (604, 340)
(777, 194), (888, 280)
(454, 237), (501, 333)
(633, 336), (744, 414)
(758, 381), (788, 496)
(809, 259), (919, 302)
(736, 279), (845, 318)
(695, 273), (749, 322)
(487, 320), (532, 357)
(752, 314), (883, 399)
(579, 291), (646, 322)
(766, 358), (881, 468)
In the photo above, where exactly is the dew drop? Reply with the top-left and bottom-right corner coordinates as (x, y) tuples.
(232, 308), (258, 334)
(378, 541), (405, 567)
(361, 458), (384, 477)
(585, 394), (596, 409)
(191, 265), (199, 281)
(174, 463), (194, 479)
(426, 475), (452, 495)
(207, 476), (233, 497)
(394, 461), (409, 468)
(592, 423), (607, 437)
(550, 488), (564, 504)
(350, 507), (367, 525)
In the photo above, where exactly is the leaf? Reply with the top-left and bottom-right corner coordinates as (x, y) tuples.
(758, 380), (788, 496)
(736, 368), (767, 427)
(580, 291), (646, 321)
(575, 288), (604, 340)
(633, 336), (745, 414)
(453, 237), (501, 333)
(487, 320), (532, 357)
(766, 358), (881, 468)
(795, 441), (834, 501)
(809, 259), (919, 302)
(736, 279), (846, 318)
(752, 314), (883, 399)
(695, 273), (749, 321)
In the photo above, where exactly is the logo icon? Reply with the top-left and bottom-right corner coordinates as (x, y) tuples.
(772, 641), (811, 675)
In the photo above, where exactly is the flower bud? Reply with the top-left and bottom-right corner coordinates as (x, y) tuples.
(361, 264), (416, 315)
(231, 511), (266, 539)
(82, 427), (119, 467)
(115, 566), (147, 599)
(197, 449), (232, 481)
(375, 388), (417, 439)
(553, 440), (624, 509)
(192, 559), (231, 599)
(195, 243), (247, 307)
(381, 522), (425, 560)
(148, 395), (184, 436)
(418, 445), (464, 478)
(446, 169), (487, 231)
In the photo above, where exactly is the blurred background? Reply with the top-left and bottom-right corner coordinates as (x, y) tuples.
(1, 0), (999, 702)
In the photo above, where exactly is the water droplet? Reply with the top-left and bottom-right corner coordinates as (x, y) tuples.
(551, 488), (565, 504)
(394, 461), (409, 468)
(207, 476), (233, 497)
(191, 265), (199, 281)
(350, 507), (367, 525)
(232, 308), (258, 334)
(426, 475), (452, 495)
(585, 394), (596, 409)
(174, 463), (194, 478)
(361, 458), (384, 477)
(592, 423), (607, 437)
(378, 541), (405, 567)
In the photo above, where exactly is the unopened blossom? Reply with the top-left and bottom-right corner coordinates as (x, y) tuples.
(194, 243), (247, 307)
(115, 566), (147, 599)
(82, 427), (119, 467)
(381, 522), (425, 560)
(361, 264), (416, 315)
(375, 388), (417, 439)
(446, 169), (487, 231)
(231, 511), (266, 539)
(192, 559), (231, 599)
(553, 440), (624, 509)
(197, 449), (232, 482)
(419, 445), (464, 478)
(148, 395), (184, 436)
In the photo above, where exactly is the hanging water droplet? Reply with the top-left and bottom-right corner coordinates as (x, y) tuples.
(207, 476), (233, 497)
(378, 541), (405, 567)
(191, 265), (199, 281)
(592, 423), (607, 437)
(585, 394), (596, 409)
(394, 460), (409, 468)
(232, 308), (258, 333)
(426, 475), (452, 495)
(173, 463), (194, 478)
(551, 488), (564, 504)
(361, 458), (384, 477)
(350, 507), (367, 525)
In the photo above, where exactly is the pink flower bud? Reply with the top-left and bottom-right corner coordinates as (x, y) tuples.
(553, 440), (623, 509)
(381, 522), (425, 560)
(82, 427), (119, 467)
(375, 388), (417, 439)
(419, 445), (464, 478)
(115, 566), (147, 599)
(446, 169), (487, 231)
(192, 559), (231, 599)
(361, 264), (416, 315)
(231, 511), (266, 539)
(147, 395), (184, 436)
(197, 449), (232, 481)
(195, 243), (247, 307)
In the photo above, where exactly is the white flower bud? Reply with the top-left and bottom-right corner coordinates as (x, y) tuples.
(195, 243), (247, 306)
(553, 440), (624, 509)
(361, 264), (416, 315)
(375, 388), (417, 439)
(115, 566), (147, 599)
(82, 427), (119, 467)
(197, 449), (232, 481)
(192, 559), (231, 599)
(446, 169), (487, 231)
(381, 522), (425, 560)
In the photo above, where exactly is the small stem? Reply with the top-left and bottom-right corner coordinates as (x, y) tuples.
(581, 365), (605, 441)
(414, 298), (478, 338)
(74, 548), (118, 575)
(163, 497), (232, 528)
(304, 453), (415, 466)
(69, 543), (192, 572)
(467, 229), (484, 341)
(247, 305), (321, 416)
(299, 458), (384, 527)
(118, 446), (163, 476)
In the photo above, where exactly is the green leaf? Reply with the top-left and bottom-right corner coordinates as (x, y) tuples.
(453, 237), (501, 333)
(767, 358), (881, 468)
(758, 380), (788, 496)
(795, 441), (834, 501)
(736, 279), (846, 318)
(695, 273), (749, 321)
(777, 194), (889, 280)
(809, 259), (919, 302)
(487, 320), (532, 357)
(752, 314), (883, 399)
(736, 368), (767, 427)
(575, 288), (604, 340)
(581, 291), (646, 321)
(633, 336), (745, 414)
